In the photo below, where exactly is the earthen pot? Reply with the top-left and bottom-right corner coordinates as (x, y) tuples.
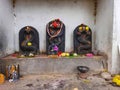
(77, 66), (89, 73)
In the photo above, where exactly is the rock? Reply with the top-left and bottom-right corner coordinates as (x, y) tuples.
(26, 83), (33, 87)
(101, 72), (112, 80)
(43, 83), (51, 89)
(87, 76), (107, 85)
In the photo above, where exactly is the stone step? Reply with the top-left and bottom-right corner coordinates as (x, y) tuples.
(0, 55), (107, 75)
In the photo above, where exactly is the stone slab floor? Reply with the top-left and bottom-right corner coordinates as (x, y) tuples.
(0, 74), (120, 90)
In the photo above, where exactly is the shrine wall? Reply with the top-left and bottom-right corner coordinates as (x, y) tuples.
(111, 0), (120, 74)
(0, 0), (14, 57)
(95, 0), (113, 73)
(14, 0), (95, 52)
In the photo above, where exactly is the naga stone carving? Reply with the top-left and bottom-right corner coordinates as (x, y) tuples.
(74, 24), (92, 54)
(46, 19), (65, 55)
(19, 26), (39, 56)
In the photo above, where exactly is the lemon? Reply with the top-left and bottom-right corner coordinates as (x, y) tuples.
(79, 27), (82, 31)
(66, 53), (70, 57)
(27, 42), (32, 46)
(86, 26), (89, 31)
(61, 53), (66, 57)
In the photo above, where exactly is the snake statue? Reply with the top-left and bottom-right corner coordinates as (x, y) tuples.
(46, 19), (65, 55)
(74, 24), (92, 54)
(19, 26), (39, 56)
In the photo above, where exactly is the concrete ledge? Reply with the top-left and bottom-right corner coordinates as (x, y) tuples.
(0, 56), (107, 75)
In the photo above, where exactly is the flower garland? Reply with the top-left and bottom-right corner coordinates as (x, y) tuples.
(47, 21), (63, 38)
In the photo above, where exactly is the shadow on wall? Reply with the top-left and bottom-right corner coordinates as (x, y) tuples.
(0, 28), (8, 57)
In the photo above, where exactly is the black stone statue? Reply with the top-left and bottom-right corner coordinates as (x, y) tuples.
(19, 26), (39, 56)
(46, 19), (65, 55)
(74, 24), (92, 54)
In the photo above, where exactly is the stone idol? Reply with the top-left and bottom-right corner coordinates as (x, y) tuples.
(19, 26), (39, 57)
(46, 19), (65, 55)
(74, 24), (92, 54)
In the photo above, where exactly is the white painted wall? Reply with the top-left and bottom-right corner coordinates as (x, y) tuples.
(0, 0), (118, 74)
(95, 0), (113, 72)
(14, 0), (95, 52)
(0, 0), (14, 57)
(111, 0), (120, 74)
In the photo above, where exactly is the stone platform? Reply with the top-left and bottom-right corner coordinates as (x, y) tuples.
(0, 55), (107, 75)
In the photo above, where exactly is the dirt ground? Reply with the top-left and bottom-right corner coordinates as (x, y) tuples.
(0, 74), (120, 90)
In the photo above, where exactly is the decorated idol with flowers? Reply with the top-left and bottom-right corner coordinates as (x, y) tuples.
(46, 19), (65, 55)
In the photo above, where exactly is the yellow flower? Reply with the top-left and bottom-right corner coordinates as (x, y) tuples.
(116, 80), (120, 86)
(112, 78), (118, 83)
(115, 75), (120, 78)
(112, 75), (120, 86)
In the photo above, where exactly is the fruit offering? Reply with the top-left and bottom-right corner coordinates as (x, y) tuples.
(61, 53), (70, 57)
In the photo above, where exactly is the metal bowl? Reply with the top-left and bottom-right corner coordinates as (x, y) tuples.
(77, 66), (89, 73)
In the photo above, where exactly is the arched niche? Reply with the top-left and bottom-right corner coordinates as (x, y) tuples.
(19, 26), (39, 56)
(74, 24), (92, 54)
